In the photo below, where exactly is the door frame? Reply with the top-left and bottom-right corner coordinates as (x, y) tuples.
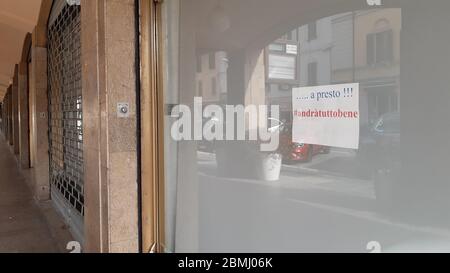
(140, 0), (166, 253)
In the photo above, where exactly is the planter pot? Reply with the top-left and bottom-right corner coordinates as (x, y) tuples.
(255, 153), (282, 181)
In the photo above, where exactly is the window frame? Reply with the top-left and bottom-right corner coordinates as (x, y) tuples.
(367, 29), (394, 66)
(139, 0), (166, 253)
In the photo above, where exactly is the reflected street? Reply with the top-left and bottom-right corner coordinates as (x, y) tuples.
(197, 150), (450, 253)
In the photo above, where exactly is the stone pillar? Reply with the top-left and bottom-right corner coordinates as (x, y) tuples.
(244, 47), (267, 111)
(29, 27), (50, 201)
(81, 0), (139, 253)
(8, 87), (12, 146)
(18, 62), (30, 169)
(12, 65), (19, 155)
(0, 97), (3, 135)
(6, 87), (13, 145)
(219, 45), (268, 178)
(8, 88), (12, 145)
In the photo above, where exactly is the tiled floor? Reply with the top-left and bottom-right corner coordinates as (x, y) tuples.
(0, 135), (70, 253)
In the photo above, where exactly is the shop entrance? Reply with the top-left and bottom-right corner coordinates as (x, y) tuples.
(142, 0), (450, 253)
(47, 1), (84, 243)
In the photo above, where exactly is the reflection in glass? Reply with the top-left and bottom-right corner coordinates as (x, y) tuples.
(160, 0), (450, 253)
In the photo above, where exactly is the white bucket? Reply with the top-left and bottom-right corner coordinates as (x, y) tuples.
(256, 153), (282, 181)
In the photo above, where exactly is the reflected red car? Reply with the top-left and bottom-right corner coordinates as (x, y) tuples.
(279, 124), (329, 163)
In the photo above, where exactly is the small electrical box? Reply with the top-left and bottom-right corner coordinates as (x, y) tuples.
(117, 103), (130, 118)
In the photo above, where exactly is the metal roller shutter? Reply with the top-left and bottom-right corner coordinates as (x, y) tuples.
(47, 1), (84, 243)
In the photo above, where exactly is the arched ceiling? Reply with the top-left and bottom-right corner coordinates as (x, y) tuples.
(0, 0), (42, 101)
(0, 0), (404, 102)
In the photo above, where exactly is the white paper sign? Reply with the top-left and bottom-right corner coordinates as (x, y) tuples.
(286, 44), (298, 55)
(292, 83), (360, 149)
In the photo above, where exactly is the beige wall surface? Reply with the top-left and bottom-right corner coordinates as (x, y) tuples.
(29, 42), (50, 201)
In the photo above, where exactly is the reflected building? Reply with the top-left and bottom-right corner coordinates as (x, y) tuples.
(266, 17), (334, 120)
(196, 51), (228, 105)
(265, 9), (401, 126)
(332, 9), (401, 125)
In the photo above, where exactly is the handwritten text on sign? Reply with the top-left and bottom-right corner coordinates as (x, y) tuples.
(292, 83), (360, 149)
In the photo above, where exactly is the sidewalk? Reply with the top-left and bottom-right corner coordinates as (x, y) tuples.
(0, 134), (73, 253)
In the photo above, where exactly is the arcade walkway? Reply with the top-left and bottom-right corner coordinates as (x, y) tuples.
(0, 135), (72, 253)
